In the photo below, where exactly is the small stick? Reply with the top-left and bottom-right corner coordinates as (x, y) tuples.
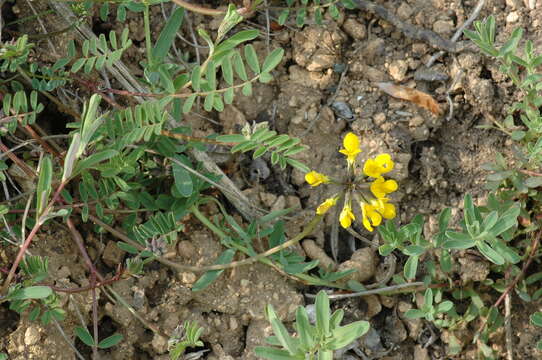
(351, 0), (469, 53)
(306, 281), (426, 300)
(505, 292), (513, 360)
(426, 0), (486, 67)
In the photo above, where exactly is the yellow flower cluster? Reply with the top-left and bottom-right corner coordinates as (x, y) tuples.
(304, 132), (398, 232)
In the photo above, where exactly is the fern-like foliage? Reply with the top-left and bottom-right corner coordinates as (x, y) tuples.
(278, 0), (356, 27)
(216, 122), (310, 172)
(1, 89), (44, 134)
(69, 28), (132, 73)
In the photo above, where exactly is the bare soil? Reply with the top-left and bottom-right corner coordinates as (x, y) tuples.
(2, 0), (542, 359)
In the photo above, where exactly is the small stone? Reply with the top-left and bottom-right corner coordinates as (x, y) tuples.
(152, 334), (168, 354)
(397, 3), (414, 19)
(178, 272), (196, 284)
(177, 240), (196, 259)
(342, 18), (366, 40)
(433, 19), (454, 35)
(409, 116), (425, 127)
(389, 60), (408, 81)
(271, 195), (286, 212)
(506, 11), (520, 23)
(102, 240), (125, 268)
(379, 295), (396, 308)
(260, 192), (278, 208)
(24, 326), (40, 345)
(331, 101), (354, 120)
(336, 248), (377, 284)
(364, 295), (382, 318)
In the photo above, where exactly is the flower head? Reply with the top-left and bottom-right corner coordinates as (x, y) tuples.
(370, 176), (398, 199)
(339, 132), (362, 165)
(305, 171), (329, 187)
(317, 197), (338, 215)
(363, 154), (394, 178)
(339, 203), (355, 228)
(361, 202), (382, 232)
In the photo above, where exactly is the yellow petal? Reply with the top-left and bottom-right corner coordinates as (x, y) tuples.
(316, 197), (338, 215)
(361, 203), (374, 232)
(375, 153), (394, 174)
(382, 202), (396, 219)
(305, 171), (329, 187)
(339, 204), (355, 228)
(343, 132), (360, 152)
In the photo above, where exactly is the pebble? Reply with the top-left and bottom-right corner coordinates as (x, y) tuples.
(433, 19), (454, 35)
(331, 101), (355, 120)
(388, 60), (408, 82)
(342, 18), (367, 40)
(397, 3), (414, 19)
(24, 326), (40, 346)
(102, 240), (125, 268)
(506, 11), (520, 23)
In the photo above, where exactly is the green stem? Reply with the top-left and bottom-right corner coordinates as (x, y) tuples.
(190, 205), (228, 239)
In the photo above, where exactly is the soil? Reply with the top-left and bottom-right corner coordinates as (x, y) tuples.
(2, 0), (542, 359)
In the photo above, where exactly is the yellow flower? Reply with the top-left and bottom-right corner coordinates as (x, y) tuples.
(370, 176), (398, 198)
(360, 202), (382, 232)
(339, 132), (362, 165)
(316, 197), (338, 215)
(305, 171), (329, 187)
(339, 203), (355, 228)
(363, 154), (394, 178)
(372, 198), (396, 219)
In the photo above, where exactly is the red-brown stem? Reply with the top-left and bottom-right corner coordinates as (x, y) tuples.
(519, 169), (542, 177)
(477, 229), (541, 335)
(66, 218), (104, 282)
(0, 140), (36, 178)
(22, 124), (63, 160)
(0, 181), (67, 295)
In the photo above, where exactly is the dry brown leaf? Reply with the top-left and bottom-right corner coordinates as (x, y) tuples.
(377, 82), (442, 116)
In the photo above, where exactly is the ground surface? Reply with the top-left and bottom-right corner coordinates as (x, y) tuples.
(1, 0), (542, 359)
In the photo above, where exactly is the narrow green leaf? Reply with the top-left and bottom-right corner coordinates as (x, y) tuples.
(98, 333), (123, 349)
(261, 48), (284, 73)
(75, 327), (95, 347)
(204, 93), (214, 112)
(327, 321), (370, 350)
(172, 160), (193, 197)
(191, 65), (201, 91)
(232, 51), (248, 81)
(403, 255), (418, 280)
(192, 249), (236, 291)
(9, 286), (52, 300)
(315, 290), (330, 335)
(182, 94), (197, 114)
(206, 60), (217, 90)
(224, 87), (234, 104)
(477, 242), (505, 265)
(244, 44), (260, 75)
(254, 347), (297, 360)
(36, 156), (53, 216)
(531, 312), (542, 327)
(152, 7), (185, 63)
(242, 82), (252, 96)
(221, 54), (234, 85)
(74, 150), (119, 176)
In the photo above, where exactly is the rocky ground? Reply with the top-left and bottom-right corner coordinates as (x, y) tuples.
(2, 0), (542, 359)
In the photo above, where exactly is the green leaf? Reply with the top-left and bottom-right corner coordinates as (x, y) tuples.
(436, 301), (453, 313)
(232, 51), (248, 81)
(296, 8), (307, 27)
(9, 286), (52, 300)
(152, 7), (184, 64)
(261, 48), (284, 73)
(221, 54), (234, 85)
(265, 305), (298, 355)
(315, 290), (330, 336)
(75, 326), (95, 347)
(244, 44), (260, 75)
(489, 206), (519, 236)
(224, 87), (234, 104)
(172, 160), (193, 197)
(242, 82), (252, 96)
(254, 347), (298, 360)
(477, 242), (505, 265)
(214, 30), (259, 59)
(191, 65), (201, 91)
(525, 176), (542, 188)
(259, 72), (274, 83)
(295, 307), (315, 350)
(327, 321), (370, 350)
(531, 312), (542, 327)
(403, 255), (418, 280)
(443, 238), (476, 250)
(192, 249), (236, 291)
(499, 28), (523, 57)
(404, 309), (425, 319)
(403, 245), (425, 256)
(98, 333), (123, 349)
(204, 93), (214, 112)
(285, 158), (310, 172)
(216, 134), (246, 143)
(182, 94), (197, 114)
(36, 156), (53, 216)
(278, 10), (289, 25)
(206, 60), (217, 90)
(74, 150), (119, 176)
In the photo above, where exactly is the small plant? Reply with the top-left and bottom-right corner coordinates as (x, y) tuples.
(168, 321), (204, 360)
(255, 290), (370, 359)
